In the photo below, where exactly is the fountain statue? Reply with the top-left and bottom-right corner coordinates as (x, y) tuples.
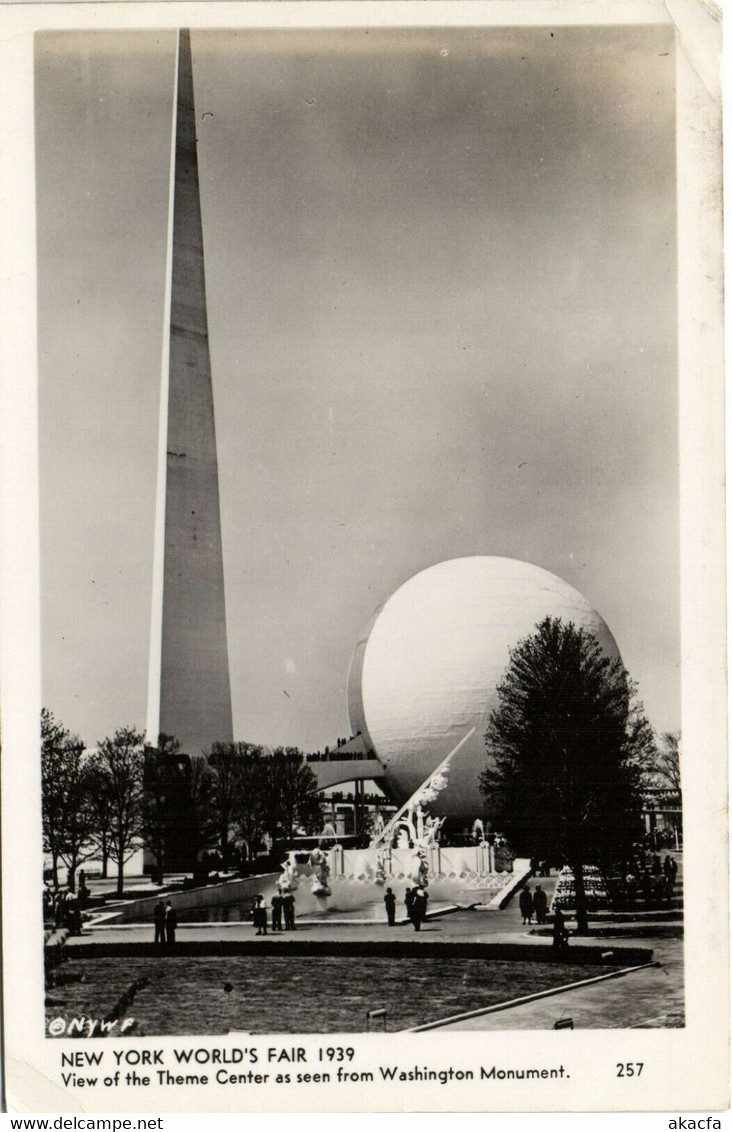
(411, 846), (429, 886)
(370, 812), (386, 841)
(276, 854), (300, 894)
(277, 822), (338, 899)
(308, 846), (331, 896)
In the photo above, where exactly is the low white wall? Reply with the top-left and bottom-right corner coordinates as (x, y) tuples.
(99, 873), (280, 923)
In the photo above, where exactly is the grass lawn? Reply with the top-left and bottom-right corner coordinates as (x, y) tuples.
(46, 956), (618, 1035)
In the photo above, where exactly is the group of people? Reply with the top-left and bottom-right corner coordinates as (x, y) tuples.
(519, 883), (549, 925)
(44, 886), (84, 935)
(519, 884), (568, 947)
(403, 886), (429, 931)
(153, 900), (177, 945)
(252, 892), (297, 935)
(621, 853), (678, 910)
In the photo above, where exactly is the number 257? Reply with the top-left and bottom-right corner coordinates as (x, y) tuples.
(616, 1063), (644, 1077)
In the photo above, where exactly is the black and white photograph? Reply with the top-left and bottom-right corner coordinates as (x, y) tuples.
(0, 0), (726, 1115)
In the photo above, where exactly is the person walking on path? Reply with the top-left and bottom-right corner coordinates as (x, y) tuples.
(519, 884), (534, 925)
(253, 894), (267, 935)
(552, 906), (569, 948)
(153, 899), (166, 944)
(533, 884), (548, 925)
(384, 887), (397, 926)
(411, 886), (428, 931)
(271, 892), (283, 932)
(65, 893), (82, 936)
(165, 901), (177, 945)
(404, 887), (415, 923)
(54, 890), (66, 930)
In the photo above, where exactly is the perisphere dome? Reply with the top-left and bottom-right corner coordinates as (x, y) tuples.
(347, 556), (621, 826)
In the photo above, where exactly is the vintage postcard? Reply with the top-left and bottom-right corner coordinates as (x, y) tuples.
(0, 0), (727, 1115)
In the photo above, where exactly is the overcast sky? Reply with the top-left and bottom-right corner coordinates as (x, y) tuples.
(36, 25), (678, 753)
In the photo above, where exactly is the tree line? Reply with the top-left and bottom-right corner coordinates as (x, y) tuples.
(41, 710), (322, 895)
(42, 617), (681, 929)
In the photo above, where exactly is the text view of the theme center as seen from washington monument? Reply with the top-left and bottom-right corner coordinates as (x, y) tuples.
(37, 24), (682, 1036)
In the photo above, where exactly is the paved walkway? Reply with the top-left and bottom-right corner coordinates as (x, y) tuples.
(426, 934), (682, 1030)
(60, 864), (684, 1031)
(68, 904), (665, 948)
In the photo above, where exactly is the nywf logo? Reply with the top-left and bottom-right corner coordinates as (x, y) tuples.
(48, 1015), (135, 1037)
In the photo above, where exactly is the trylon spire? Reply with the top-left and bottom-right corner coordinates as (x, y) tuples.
(147, 29), (233, 756)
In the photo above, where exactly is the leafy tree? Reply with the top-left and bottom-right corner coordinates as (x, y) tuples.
(94, 727), (145, 895)
(41, 709), (96, 889)
(480, 617), (654, 932)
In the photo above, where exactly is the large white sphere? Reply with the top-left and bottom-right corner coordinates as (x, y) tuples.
(347, 557), (620, 826)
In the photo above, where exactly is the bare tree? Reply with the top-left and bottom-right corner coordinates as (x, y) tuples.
(207, 741), (245, 868)
(141, 733), (182, 885)
(647, 731), (681, 794)
(230, 745), (268, 862)
(86, 754), (115, 878)
(187, 756), (216, 868)
(41, 709), (96, 889)
(95, 727), (145, 895)
(272, 748), (322, 839)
